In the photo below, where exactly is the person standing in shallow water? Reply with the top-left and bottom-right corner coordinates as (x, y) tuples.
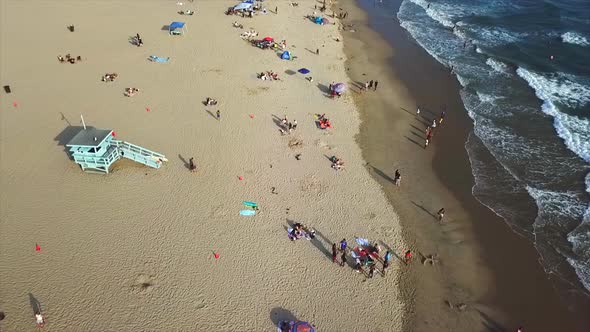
(437, 208), (445, 221)
(394, 169), (401, 186)
(374, 80), (379, 91)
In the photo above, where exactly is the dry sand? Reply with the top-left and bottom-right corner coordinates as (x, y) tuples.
(337, 0), (589, 331)
(0, 0), (407, 331)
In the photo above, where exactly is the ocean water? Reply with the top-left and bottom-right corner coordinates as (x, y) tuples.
(394, 0), (590, 295)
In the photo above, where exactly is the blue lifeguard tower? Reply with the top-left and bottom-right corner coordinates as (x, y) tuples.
(66, 126), (167, 174)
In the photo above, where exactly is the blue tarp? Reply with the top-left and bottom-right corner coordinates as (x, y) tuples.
(170, 21), (186, 30)
(281, 51), (291, 60)
(298, 68), (310, 74)
(234, 2), (252, 10)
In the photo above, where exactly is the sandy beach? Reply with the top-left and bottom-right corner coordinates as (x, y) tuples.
(0, 0), (410, 331)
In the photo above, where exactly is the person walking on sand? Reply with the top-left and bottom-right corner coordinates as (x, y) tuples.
(382, 250), (392, 275)
(340, 250), (347, 267)
(439, 111), (446, 124)
(189, 157), (197, 172)
(216, 110), (221, 121)
(416, 106), (421, 115)
(364, 81), (369, 91)
(431, 118), (437, 129)
(374, 80), (379, 91)
(316, 48), (320, 55)
(368, 264), (376, 278)
(425, 130), (433, 148)
(437, 208), (446, 221)
(275, 6), (278, 14)
(354, 258), (362, 273)
(332, 243), (338, 263)
(404, 250), (413, 265)
(394, 169), (401, 186)
(369, 80), (374, 90)
(340, 238), (347, 252)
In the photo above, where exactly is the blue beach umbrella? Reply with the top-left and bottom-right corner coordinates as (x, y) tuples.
(331, 83), (346, 94)
(234, 2), (253, 10)
(298, 68), (310, 74)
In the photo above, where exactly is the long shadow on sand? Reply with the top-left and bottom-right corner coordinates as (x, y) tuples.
(29, 293), (42, 315)
(178, 154), (190, 170)
(286, 219), (333, 261)
(270, 307), (297, 328)
(477, 309), (509, 332)
(205, 109), (218, 120)
(54, 125), (87, 161)
(411, 200), (437, 219)
(405, 136), (423, 148)
(317, 83), (330, 94)
(368, 164), (395, 184)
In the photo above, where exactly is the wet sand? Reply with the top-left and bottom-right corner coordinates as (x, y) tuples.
(338, 0), (590, 330)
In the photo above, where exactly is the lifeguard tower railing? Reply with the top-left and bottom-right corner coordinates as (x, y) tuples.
(111, 140), (166, 169)
(69, 139), (166, 174)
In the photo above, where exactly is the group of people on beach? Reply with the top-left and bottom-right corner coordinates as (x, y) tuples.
(57, 54), (82, 64)
(279, 115), (297, 135)
(288, 223), (316, 241)
(418, 107), (447, 148)
(331, 239), (413, 278)
(363, 79), (379, 91)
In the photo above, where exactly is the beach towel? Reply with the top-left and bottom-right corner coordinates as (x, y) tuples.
(148, 55), (170, 63)
(240, 209), (256, 216)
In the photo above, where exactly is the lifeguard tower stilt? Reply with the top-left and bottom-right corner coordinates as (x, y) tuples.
(65, 126), (167, 174)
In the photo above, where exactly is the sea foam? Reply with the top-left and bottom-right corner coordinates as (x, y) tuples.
(561, 32), (590, 47)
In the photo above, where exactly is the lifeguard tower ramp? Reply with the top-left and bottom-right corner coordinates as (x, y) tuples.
(65, 127), (167, 174)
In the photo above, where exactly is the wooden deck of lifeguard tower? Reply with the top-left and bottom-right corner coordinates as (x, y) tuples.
(65, 127), (167, 174)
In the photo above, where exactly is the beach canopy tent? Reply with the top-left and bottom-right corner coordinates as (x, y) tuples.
(331, 83), (346, 94)
(234, 2), (253, 10)
(169, 21), (187, 35)
(281, 51), (291, 60)
(298, 68), (310, 74)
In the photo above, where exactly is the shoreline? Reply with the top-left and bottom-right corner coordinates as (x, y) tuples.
(338, 0), (590, 330)
(0, 0), (408, 330)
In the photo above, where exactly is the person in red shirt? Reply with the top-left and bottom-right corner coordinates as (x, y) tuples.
(404, 250), (413, 265)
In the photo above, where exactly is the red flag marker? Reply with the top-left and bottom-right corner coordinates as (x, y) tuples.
(214, 252), (220, 259)
(35, 244), (41, 252)
(238, 176), (243, 181)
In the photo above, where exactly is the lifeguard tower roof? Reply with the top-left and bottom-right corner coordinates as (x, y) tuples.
(66, 127), (112, 147)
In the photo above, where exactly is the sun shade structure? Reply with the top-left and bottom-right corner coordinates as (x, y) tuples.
(234, 2), (253, 11)
(169, 21), (187, 35)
